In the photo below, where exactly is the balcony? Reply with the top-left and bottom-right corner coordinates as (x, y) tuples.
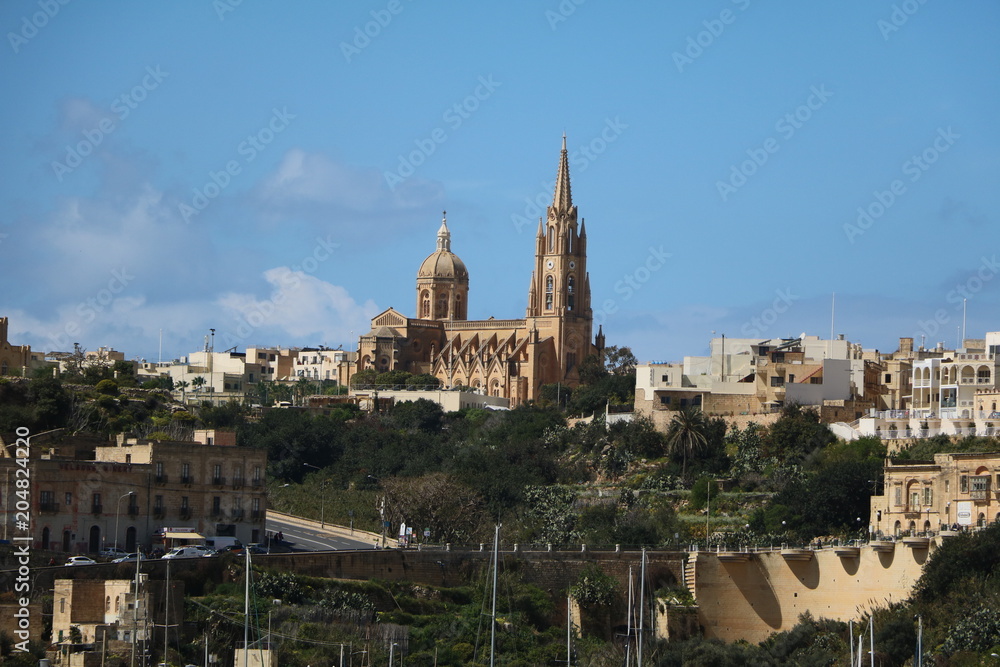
(153, 507), (165, 518)
(251, 509), (263, 520)
(970, 489), (990, 501)
(231, 509), (245, 520)
(212, 477), (225, 486)
(211, 508), (224, 519)
(181, 476), (193, 485)
(251, 479), (263, 488)
(91, 504), (103, 515)
(39, 502), (58, 513)
(232, 479), (244, 490)
(154, 474), (168, 484)
(127, 505), (139, 517)
(179, 508), (192, 520)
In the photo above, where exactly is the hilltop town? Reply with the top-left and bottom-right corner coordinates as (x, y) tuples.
(2, 141), (1000, 665)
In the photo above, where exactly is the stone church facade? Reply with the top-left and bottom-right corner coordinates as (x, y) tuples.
(357, 137), (603, 404)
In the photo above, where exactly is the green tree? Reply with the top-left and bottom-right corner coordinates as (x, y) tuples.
(666, 407), (709, 477)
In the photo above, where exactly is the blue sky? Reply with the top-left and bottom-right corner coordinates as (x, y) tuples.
(1, 1), (998, 364)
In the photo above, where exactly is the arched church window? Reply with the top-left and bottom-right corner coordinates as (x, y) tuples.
(455, 294), (462, 317)
(545, 276), (554, 310)
(567, 275), (575, 311)
(421, 291), (430, 318)
(548, 227), (554, 253)
(436, 293), (448, 319)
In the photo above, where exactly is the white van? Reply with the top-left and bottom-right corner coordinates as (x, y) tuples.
(162, 545), (215, 559)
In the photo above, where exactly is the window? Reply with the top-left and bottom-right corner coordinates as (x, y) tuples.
(154, 495), (163, 512)
(66, 492), (72, 505)
(181, 463), (191, 483)
(961, 475), (969, 493)
(910, 490), (920, 508)
(545, 276), (553, 310)
(788, 374), (795, 383)
(567, 275), (575, 311)
(60, 598), (65, 614)
(40, 490), (54, 508)
(213, 464), (222, 484)
(252, 498), (260, 512)
(971, 476), (990, 499)
(212, 497), (222, 514)
(180, 496), (189, 510)
(770, 376), (785, 387)
(810, 377), (823, 384)
(885, 373), (892, 384)
(923, 487), (932, 505)
(894, 486), (902, 506)
(155, 462), (164, 478)
(659, 395), (671, 405)
(945, 480), (950, 494)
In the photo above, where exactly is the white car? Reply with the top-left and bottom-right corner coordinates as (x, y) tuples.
(100, 547), (128, 559)
(65, 556), (97, 566)
(162, 545), (215, 559)
(112, 552), (147, 563)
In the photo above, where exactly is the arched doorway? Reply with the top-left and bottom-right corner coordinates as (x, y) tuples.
(88, 525), (101, 554)
(125, 527), (137, 553)
(978, 513), (987, 529)
(63, 530), (71, 552)
(894, 521), (901, 537)
(42, 527), (50, 550)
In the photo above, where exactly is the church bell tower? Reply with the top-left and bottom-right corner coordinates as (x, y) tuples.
(526, 135), (593, 380)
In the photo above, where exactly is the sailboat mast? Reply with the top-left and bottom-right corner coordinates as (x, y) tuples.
(490, 524), (499, 667)
(637, 549), (646, 667)
(244, 548), (250, 667)
(163, 559), (170, 665)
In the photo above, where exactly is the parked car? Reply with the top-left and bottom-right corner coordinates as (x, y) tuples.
(100, 547), (128, 559)
(65, 556), (97, 566)
(112, 552), (147, 563)
(248, 543), (269, 555)
(162, 545), (215, 559)
(216, 543), (245, 556)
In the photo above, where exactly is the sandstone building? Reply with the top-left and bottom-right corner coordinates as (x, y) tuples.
(357, 137), (602, 404)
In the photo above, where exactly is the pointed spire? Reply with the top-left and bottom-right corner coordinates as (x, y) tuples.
(537, 218), (545, 238)
(436, 211), (451, 252)
(552, 134), (572, 212)
(579, 218), (587, 238)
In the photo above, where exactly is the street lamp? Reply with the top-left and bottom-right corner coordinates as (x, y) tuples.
(115, 492), (135, 553)
(303, 463), (326, 528)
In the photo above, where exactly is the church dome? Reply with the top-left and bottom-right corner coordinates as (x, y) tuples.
(417, 214), (469, 281)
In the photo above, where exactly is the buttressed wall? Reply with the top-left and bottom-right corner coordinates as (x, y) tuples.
(693, 542), (932, 643)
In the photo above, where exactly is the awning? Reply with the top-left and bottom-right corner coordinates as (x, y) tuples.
(163, 531), (204, 540)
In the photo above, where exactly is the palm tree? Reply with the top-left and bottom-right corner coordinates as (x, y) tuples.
(190, 376), (206, 394)
(175, 380), (189, 404)
(666, 406), (709, 478)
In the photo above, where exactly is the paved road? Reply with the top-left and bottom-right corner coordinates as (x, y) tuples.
(265, 513), (378, 551)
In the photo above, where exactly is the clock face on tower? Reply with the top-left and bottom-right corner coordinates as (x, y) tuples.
(546, 260), (554, 269)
